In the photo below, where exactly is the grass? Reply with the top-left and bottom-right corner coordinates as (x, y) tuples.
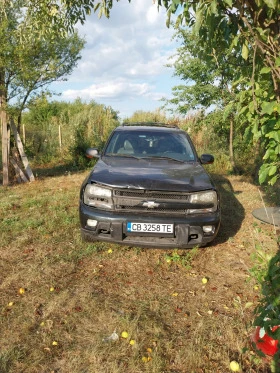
(0, 169), (279, 373)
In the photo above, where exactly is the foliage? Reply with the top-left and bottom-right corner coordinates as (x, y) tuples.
(160, 2), (279, 184)
(68, 100), (119, 168)
(236, 71), (280, 185)
(251, 247), (280, 371)
(163, 27), (249, 173)
(22, 96), (72, 160)
(163, 0), (280, 185)
(124, 109), (173, 124)
(0, 1), (85, 120)
(163, 29), (245, 113)
(22, 98), (120, 167)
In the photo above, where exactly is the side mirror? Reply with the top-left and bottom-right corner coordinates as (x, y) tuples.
(86, 148), (100, 159)
(200, 154), (214, 164)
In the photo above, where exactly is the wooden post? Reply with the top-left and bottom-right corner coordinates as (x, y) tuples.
(10, 158), (29, 183)
(58, 124), (62, 151)
(7, 123), (10, 158)
(0, 67), (9, 186)
(10, 118), (35, 182)
(1, 110), (9, 186)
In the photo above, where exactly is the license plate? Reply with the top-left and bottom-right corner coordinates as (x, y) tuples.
(127, 222), (174, 234)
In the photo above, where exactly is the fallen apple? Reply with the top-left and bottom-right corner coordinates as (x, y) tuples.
(229, 360), (240, 372)
(121, 331), (129, 339)
(252, 326), (279, 356)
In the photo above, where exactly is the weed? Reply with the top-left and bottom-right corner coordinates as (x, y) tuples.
(163, 247), (198, 269)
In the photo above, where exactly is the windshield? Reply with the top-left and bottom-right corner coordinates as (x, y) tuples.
(104, 129), (196, 162)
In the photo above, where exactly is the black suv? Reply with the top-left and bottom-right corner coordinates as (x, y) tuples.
(79, 123), (220, 248)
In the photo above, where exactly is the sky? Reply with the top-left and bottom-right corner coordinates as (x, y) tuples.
(51, 0), (181, 120)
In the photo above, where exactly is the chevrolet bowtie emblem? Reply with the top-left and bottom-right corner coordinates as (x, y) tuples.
(142, 201), (159, 208)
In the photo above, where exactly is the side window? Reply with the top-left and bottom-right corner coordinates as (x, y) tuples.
(105, 133), (119, 154)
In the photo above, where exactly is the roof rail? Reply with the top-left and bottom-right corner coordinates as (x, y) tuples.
(121, 121), (179, 128)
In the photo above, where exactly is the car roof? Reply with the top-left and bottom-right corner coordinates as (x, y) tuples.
(114, 122), (182, 132)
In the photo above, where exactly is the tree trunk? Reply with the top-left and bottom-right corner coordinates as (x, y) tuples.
(229, 115), (237, 173)
(0, 68), (9, 186)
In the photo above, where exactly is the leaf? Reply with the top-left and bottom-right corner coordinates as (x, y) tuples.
(210, 0), (217, 14)
(223, 102), (234, 119)
(259, 165), (269, 184)
(261, 101), (277, 115)
(271, 327), (280, 340)
(166, 9), (172, 28)
(275, 144), (280, 154)
(194, 9), (203, 33)
(263, 0), (277, 8)
(269, 175), (279, 185)
(244, 302), (254, 309)
(276, 57), (280, 67)
(230, 35), (239, 50)
(268, 165), (277, 176)
(238, 105), (248, 116)
(242, 43), (249, 60)
(175, 13), (183, 28)
(263, 148), (274, 160)
(93, 3), (100, 12)
(260, 67), (271, 74)
(268, 131), (280, 142)
(223, 0), (233, 6)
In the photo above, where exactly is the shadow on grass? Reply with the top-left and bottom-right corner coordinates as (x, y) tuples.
(0, 160), (95, 185)
(236, 174), (280, 206)
(211, 174), (245, 245)
(31, 161), (87, 179)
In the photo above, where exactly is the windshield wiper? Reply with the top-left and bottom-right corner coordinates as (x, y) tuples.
(105, 154), (186, 162)
(105, 154), (141, 160)
(141, 156), (185, 163)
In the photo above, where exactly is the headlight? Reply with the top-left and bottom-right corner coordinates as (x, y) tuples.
(188, 190), (218, 214)
(83, 184), (113, 209)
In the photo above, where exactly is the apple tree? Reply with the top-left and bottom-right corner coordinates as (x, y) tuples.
(161, 0), (279, 185)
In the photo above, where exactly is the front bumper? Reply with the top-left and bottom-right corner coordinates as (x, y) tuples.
(79, 203), (220, 249)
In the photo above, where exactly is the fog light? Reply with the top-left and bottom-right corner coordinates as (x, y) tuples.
(87, 219), (98, 228)
(203, 225), (214, 234)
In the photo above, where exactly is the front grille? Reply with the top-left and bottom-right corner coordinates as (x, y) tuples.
(113, 188), (191, 216)
(114, 189), (189, 200)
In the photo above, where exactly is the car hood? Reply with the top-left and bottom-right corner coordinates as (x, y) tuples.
(86, 156), (215, 192)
